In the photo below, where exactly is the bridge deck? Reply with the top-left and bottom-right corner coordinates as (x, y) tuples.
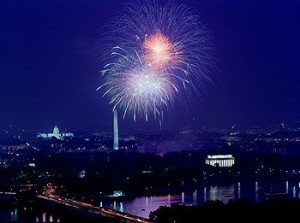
(37, 194), (152, 223)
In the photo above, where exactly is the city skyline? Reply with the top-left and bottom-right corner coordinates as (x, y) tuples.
(1, 1), (300, 222)
(0, 0), (300, 131)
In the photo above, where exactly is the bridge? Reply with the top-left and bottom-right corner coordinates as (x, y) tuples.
(37, 185), (152, 223)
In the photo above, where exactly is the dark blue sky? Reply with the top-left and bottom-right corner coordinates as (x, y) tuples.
(0, 0), (299, 131)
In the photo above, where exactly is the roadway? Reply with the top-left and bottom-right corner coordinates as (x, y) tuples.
(38, 186), (152, 223)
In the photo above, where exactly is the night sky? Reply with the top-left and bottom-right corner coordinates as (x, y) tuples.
(0, 0), (300, 131)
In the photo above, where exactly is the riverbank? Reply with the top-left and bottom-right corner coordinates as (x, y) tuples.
(150, 197), (300, 223)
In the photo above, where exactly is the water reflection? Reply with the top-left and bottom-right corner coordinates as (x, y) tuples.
(255, 181), (261, 202)
(42, 212), (46, 223)
(119, 202), (124, 212)
(1, 207), (62, 223)
(193, 189), (197, 204)
(35, 213), (60, 223)
(2, 180), (300, 222)
(209, 184), (235, 202)
(98, 180), (300, 218)
(10, 208), (18, 222)
(238, 182), (241, 199)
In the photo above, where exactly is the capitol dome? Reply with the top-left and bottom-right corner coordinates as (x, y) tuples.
(53, 125), (60, 134)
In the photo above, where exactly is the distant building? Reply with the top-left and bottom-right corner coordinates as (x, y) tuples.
(37, 125), (73, 140)
(0, 141), (28, 150)
(205, 154), (235, 167)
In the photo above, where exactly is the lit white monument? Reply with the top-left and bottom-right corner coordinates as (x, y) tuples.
(37, 125), (73, 140)
(205, 154), (235, 167)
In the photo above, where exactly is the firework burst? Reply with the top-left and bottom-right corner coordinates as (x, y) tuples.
(98, 48), (178, 121)
(142, 32), (180, 71)
(98, 0), (215, 120)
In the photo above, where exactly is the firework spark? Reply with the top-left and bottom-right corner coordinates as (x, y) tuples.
(98, 48), (178, 121)
(98, 0), (215, 120)
(142, 32), (180, 70)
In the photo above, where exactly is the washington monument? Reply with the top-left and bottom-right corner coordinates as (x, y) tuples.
(113, 110), (119, 150)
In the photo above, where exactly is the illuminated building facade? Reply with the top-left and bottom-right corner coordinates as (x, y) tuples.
(37, 125), (73, 140)
(205, 154), (235, 167)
